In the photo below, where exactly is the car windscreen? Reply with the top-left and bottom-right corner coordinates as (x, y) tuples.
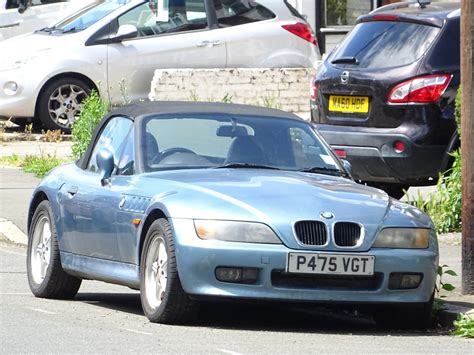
(330, 21), (440, 69)
(142, 115), (344, 175)
(54, 0), (131, 32)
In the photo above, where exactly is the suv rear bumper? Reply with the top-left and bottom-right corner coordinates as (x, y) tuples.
(316, 124), (447, 185)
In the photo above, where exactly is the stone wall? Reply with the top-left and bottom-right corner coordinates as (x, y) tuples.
(148, 68), (318, 120)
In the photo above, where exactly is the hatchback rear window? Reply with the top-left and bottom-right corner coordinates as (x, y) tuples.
(330, 21), (440, 69)
(213, 0), (275, 27)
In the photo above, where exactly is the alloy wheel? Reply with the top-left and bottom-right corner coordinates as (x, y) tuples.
(47, 84), (87, 129)
(144, 235), (168, 310)
(30, 214), (52, 285)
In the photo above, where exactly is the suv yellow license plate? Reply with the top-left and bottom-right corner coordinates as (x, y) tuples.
(328, 95), (369, 113)
(287, 253), (375, 275)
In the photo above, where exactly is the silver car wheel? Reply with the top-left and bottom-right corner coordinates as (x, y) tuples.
(144, 235), (168, 310)
(30, 214), (52, 285)
(47, 84), (87, 129)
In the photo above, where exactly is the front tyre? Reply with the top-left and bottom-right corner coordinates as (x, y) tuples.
(140, 218), (198, 324)
(373, 293), (434, 329)
(27, 200), (82, 299)
(37, 77), (91, 133)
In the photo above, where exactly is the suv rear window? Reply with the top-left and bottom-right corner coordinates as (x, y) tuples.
(330, 21), (440, 69)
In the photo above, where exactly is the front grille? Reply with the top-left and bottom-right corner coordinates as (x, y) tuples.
(334, 222), (361, 247)
(294, 221), (327, 246)
(271, 270), (383, 291)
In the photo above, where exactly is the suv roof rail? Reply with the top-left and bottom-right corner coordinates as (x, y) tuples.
(370, 1), (431, 14)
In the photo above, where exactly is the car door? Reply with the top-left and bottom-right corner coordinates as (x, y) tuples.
(58, 116), (133, 261)
(106, 0), (226, 104)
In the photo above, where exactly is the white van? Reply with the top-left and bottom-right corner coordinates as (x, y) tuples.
(0, 0), (97, 41)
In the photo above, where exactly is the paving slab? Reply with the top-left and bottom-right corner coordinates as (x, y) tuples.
(0, 141), (73, 158)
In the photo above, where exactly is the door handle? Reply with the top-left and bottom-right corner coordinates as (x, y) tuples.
(67, 186), (78, 196)
(196, 40), (210, 47)
(196, 40), (222, 48)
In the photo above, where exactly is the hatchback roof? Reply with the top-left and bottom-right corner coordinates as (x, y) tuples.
(369, 1), (460, 20)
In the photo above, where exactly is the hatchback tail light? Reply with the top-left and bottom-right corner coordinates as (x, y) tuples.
(388, 74), (452, 104)
(282, 23), (317, 45)
(310, 77), (318, 99)
(334, 149), (347, 159)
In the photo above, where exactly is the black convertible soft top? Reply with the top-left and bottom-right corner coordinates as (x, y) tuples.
(78, 101), (303, 170)
(104, 101), (301, 121)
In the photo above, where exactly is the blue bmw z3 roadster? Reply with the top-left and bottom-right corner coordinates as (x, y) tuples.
(26, 102), (438, 327)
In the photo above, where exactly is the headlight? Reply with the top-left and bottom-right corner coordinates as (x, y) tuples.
(194, 220), (281, 244)
(373, 228), (429, 249)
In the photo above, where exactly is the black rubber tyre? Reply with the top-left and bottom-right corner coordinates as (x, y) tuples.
(373, 294), (434, 329)
(140, 218), (198, 324)
(36, 77), (91, 133)
(27, 200), (82, 299)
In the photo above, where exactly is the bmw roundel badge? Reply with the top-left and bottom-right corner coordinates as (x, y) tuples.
(320, 211), (334, 219)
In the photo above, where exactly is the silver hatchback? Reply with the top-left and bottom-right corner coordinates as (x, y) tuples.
(0, 0), (319, 132)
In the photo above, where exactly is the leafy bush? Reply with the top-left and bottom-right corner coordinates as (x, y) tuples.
(22, 155), (66, 178)
(453, 313), (474, 338)
(71, 90), (108, 159)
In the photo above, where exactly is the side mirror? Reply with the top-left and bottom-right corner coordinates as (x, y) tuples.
(341, 159), (352, 176)
(110, 24), (138, 43)
(18, 0), (31, 14)
(97, 148), (114, 186)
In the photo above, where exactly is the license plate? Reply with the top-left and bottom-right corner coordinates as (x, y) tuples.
(328, 95), (369, 113)
(287, 253), (375, 276)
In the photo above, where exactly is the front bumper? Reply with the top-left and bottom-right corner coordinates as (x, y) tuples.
(316, 124), (447, 184)
(0, 68), (38, 118)
(172, 219), (438, 305)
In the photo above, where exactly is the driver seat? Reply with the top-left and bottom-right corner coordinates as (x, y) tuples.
(145, 132), (160, 166)
(225, 136), (266, 165)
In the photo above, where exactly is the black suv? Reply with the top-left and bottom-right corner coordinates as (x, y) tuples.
(310, 1), (460, 198)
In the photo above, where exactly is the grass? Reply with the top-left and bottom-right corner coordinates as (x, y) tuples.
(0, 154), (68, 178)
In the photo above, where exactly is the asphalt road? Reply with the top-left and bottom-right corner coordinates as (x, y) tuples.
(1, 239), (472, 354)
(0, 167), (38, 233)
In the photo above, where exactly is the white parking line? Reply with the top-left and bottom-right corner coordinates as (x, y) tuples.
(26, 307), (57, 315)
(122, 328), (152, 336)
(219, 350), (242, 355)
(0, 292), (31, 295)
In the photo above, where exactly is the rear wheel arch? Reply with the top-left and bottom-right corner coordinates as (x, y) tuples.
(440, 133), (460, 172)
(28, 191), (49, 234)
(139, 209), (168, 265)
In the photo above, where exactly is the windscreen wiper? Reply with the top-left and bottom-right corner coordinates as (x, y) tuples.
(331, 56), (359, 65)
(60, 27), (82, 34)
(213, 163), (280, 170)
(36, 26), (56, 33)
(299, 166), (349, 177)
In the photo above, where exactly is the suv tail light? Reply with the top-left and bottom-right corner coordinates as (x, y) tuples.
(388, 74), (452, 104)
(282, 23), (317, 45)
(310, 77), (318, 99)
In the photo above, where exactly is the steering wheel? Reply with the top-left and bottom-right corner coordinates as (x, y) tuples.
(160, 147), (197, 160)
